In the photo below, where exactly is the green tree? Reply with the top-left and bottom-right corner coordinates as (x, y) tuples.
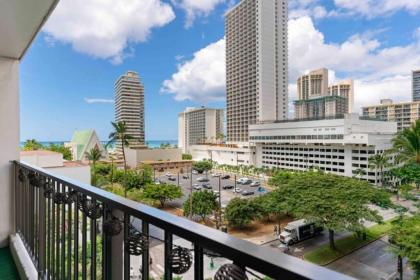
(389, 215), (420, 278)
(22, 139), (43, 151)
(141, 183), (182, 208)
(124, 170), (144, 191)
(392, 163), (420, 191)
(354, 168), (366, 180)
(46, 143), (73, 160)
(107, 121), (134, 197)
(182, 154), (193, 160)
(225, 198), (263, 229)
(193, 160), (213, 176)
(183, 190), (218, 222)
(160, 142), (172, 149)
(369, 153), (390, 186)
(85, 146), (103, 186)
(270, 172), (383, 250)
(252, 193), (285, 221)
(392, 120), (420, 165)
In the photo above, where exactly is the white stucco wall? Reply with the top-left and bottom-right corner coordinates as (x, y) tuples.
(125, 148), (183, 168)
(0, 58), (19, 246)
(20, 152), (63, 168)
(46, 165), (91, 185)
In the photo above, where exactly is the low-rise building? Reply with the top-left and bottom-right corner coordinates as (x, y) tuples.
(362, 99), (420, 131)
(65, 129), (106, 161)
(20, 150), (91, 184)
(249, 114), (397, 183)
(190, 144), (256, 166)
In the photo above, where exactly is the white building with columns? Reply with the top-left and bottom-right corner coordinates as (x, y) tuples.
(249, 114), (397, 183)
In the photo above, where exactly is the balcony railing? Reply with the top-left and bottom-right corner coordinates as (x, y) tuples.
(13, 161), (353, 280)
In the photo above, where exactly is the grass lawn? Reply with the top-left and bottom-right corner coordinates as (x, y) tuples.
(304, 219), (397, 266)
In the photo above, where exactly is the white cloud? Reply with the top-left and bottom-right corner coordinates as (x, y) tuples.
(84, 98), (114, 104)
(163, 16), (420, 113)
(161, 39), (226, 102)
(172, 0), (225, 28)
(43, 0), (175, 64)
(334, 0), (420, 17)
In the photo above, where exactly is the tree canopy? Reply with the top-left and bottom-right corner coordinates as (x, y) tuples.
(224, 198), (263, 229)
(269, 171), (384, 249)
(141, 183), (182, 208)
(183, 190), (218, 221)
(389, 215), (420, 278)
(392, 120), (420, 165)
(22, 140), (72, 160)
(193, 160), (213, 173)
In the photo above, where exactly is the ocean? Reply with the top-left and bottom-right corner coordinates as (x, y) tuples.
(20, 140), (178, 149)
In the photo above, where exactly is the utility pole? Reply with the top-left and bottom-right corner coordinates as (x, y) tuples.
(189, 167), (193, 220)
(218, 176), (222, 229)
(177, 172), (180, 187)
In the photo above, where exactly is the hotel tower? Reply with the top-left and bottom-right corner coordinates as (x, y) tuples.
(225, 0), (289, 143)
(115, 71), (145, 151)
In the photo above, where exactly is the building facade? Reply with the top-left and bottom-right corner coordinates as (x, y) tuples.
(362, 99), (420, 131)
(190, 144), (256, 166)
(413, 69), (420, 102)
(225, 0), (288, 144)
(295, 69), (354, 119)
(65, 129), (106, 161)
(178, 107), (224, 153)
(249, 114), (397, 183)
(115, 71), (145, 150)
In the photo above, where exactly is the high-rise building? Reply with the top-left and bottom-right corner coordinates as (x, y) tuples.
(362, 99), (420, 131)
(413, 69), (420, 102)
(178, 107), (224, 153)
(225, 0), (289, 144)
(115, 71), (145, 150)
(294, 68), (354, 119)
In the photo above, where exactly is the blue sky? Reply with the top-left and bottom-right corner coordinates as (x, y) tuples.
(20, 0), (420, 141)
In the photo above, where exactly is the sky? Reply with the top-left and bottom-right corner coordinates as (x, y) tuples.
(20, 0), (420, 141)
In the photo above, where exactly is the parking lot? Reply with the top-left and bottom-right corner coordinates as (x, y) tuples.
(156, 171), (268, 208)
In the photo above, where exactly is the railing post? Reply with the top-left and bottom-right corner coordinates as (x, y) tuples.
(110, 209), (124, 280)
(38, 176), (46, 278)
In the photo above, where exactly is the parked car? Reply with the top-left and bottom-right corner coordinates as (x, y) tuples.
(193, 184), (202, 190)
(165, 172), (172, 177)
(213, 190), (220, 197)
(154, 180), (161, 185)
(222, 185), (234, 190)
(196, 177), (209, 182)
(202, 184), (212, 190)
(192, 170), (198, 175)
(168, 177), (176, 181)
(212, 173), (221, 177)
(237, 178), (252, 185)
(183, 175), (189, 179)
(221, 175), (230, 180)
(250, 181), (260, 187)
(233, 187), (242, 193)
(241, 190), (254, 196)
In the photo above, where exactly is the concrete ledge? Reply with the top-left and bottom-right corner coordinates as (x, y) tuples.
(9, 234), (38, 280)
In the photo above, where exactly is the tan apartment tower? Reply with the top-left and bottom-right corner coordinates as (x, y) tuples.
(115, 71), (145, 152)
(295, 68), (354, 119)
(362, 99), (420, 131)
(225, 0), (289, 144)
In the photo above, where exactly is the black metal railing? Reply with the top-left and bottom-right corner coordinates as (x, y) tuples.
(13, 161), (353, 280)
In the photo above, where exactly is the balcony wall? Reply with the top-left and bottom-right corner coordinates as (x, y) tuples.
(0, 57), (19, 247)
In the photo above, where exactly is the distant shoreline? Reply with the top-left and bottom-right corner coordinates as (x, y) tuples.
(20, 140), (178, 149)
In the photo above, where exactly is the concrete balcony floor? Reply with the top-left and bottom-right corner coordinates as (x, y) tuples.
(0, 247), (19, 279)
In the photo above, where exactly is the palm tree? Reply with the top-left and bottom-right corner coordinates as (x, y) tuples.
(86, 146), (102, 186)
(369, 153), (389, 186)
(392, 120), (420, 165)
(354, 168), (366, 180)
(23, 139), (43, 151)
(107, 121), (134, 197)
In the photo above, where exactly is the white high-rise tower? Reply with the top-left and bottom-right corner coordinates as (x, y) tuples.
(115, 71), (145, 150)
(225, 0), (289, 143)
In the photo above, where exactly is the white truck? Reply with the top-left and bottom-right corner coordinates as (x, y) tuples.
(279, 219), (323, 245)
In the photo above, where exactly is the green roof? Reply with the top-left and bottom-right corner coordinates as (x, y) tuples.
(70, 130), (94, 160)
